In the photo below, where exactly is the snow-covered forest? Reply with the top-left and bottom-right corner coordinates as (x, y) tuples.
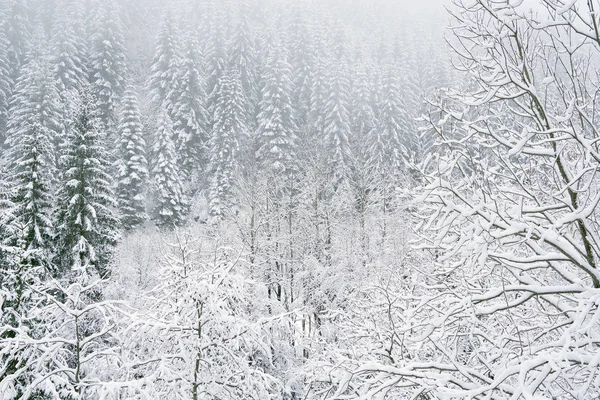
(2, 0), (600, 398)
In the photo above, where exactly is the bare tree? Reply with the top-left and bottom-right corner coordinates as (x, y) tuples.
(320, 1), (600, 398)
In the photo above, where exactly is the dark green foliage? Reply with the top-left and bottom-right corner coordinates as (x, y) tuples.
(54, 92), (119, 277)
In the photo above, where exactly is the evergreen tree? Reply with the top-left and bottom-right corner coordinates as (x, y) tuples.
(209, 70), (247, 217)
(350, 62), (377, 145)
(3, 52), (60, 263)
(0, 167), (13, 254)
(3, 0), (31, 81)
(0, 26), (12, 145)
(289, 15), (314, 129)
(205, 9), (228, 112)
(322, 61), (352, 175)
(308, 27), (329, 138)
(51, 0), (89, 163)
(256, 41), (297, 173)
(228, 9), (258, 126)
(51, 0), (88, 95)
(116, 86), (148, 230)
(89, 0), (127, 135)
(54, 92), (119, 277)
(371, 64), (406, 171)
(148, 13), (180, 112)
(152, 106), (188, 228)
(170, 34), (210, 175)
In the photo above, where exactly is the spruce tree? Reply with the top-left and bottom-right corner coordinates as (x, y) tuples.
(349, 61), (377, 167)
(209, 70), (247, 217)
(371, 64), (406, 171)
(148, 13), (181, 112)
(170, 34), (210, 176)
(322, 61), (352, 175)
(54, 92), (119, 277)
(51, 1), (88, 95)
(308, 27), (329, 137)
(228, 9), (258, 126)
(3, 53), (61, 263)
(350, 62), (377, 145)
(256, 41), (297, 173)
(289, 15), (314, 129)
(89, 0), (127, 135)
(4, 0), (31, 81)
(0, 167), (13, 252)
(205, 9), (228, 112)
(116, 86), (148, 230)
(0, 27), (12, 144)
(152, 106), (188, 228)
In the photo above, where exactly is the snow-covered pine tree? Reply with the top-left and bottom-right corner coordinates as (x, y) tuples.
(0, 26), (12, 144)
(227, 6), (258, 127)
(350, 61), (377, 152)
(288, 12), (314, 130)
(148, 13), (181, 113)
(116, 86), (148, 230)
(370, 64), (406, 173)
(170, 33), (210, 176)
(54, 91), (119, 277)
(51, 0), (88, 95)
(1, 62), (86, 395)
(205, 8), (228, 113)
(152, 106), (188, 228)
(308, 26), (329, 138)
(209, 70), (247, 217)
(0, 167), (13, 259)
(50, 0), (89, 165)
(322, 61), (352, 177)
(256, 39), (297, 173)
(89, 0), (127, 136)
(3, 49), (61, 264)
(3, 0), (31, 82)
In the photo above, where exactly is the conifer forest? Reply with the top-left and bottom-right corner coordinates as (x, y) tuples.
(2, 0), (600, 398)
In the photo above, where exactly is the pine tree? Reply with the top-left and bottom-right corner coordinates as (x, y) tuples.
(89, 0), (127, 135)
(228, 8), (258, 126)
(152, 106), (188, 228)
(352, 63), (375, 136)
(148, 13), (181, 112)
(0, 167), (13, 254)
(256, 41), (297, 173)
(308, 27), (329, 138)
(289, 14), (314, 129)
(0, 26), (12, 145)
(50, 0), (89, 165)
(3, 52), (61, 263)
(371, 64), (406, 171)
(54, 92), (119, 277)
(3, 0), (31, 81)
(209, 70), (247, 217)
(205, 9), (228, 112)
(170, 34), (210, 176)
(51, 0), (88, 95)
(322, 61), (352, 175)
(116, 86), (148, 230)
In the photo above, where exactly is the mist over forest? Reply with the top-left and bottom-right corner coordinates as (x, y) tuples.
(1, 0), (600, 399)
